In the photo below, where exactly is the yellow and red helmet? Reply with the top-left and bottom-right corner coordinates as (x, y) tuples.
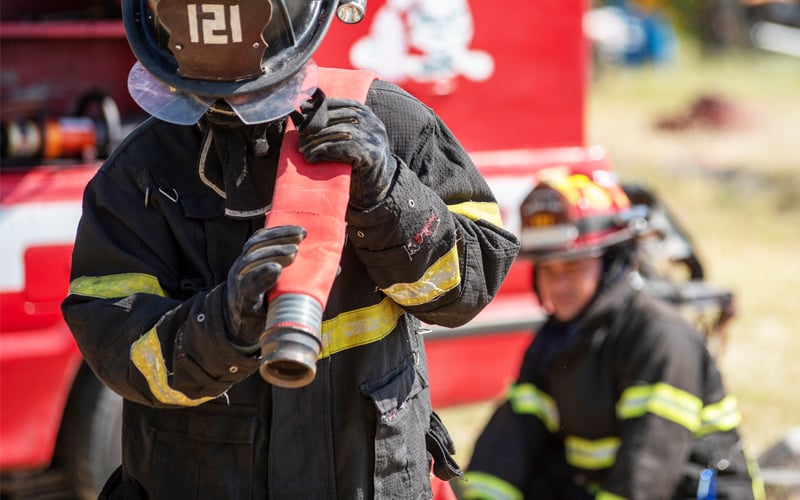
(519, 172), (647, 261)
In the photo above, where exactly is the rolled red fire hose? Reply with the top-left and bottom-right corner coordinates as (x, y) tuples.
(259, 68), (376, 388)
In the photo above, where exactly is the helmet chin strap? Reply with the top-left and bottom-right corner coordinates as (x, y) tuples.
(205, 102), (249, 128)
(197, 116), (285, 219)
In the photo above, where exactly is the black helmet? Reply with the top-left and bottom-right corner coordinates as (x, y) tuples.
(123, 0), (355, 125)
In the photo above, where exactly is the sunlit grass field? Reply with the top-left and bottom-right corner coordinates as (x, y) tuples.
(436, 43), (800, 476)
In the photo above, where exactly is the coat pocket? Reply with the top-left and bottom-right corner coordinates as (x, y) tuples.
(361, 356), (432, 499)
(142, 403), (257, 500)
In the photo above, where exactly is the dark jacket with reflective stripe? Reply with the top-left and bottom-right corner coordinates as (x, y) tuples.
(62, 80), (520, 499)
(465, 275), (760, 500)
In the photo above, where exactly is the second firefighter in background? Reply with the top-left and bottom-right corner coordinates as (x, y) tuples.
(462, 173), (763, 500)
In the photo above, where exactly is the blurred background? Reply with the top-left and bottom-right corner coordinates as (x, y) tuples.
(439, 0), (800, 495)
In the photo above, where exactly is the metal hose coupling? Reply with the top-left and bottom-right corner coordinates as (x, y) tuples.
(259, 293), (323, 388)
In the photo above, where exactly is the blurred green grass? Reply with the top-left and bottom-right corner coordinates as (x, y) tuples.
(437, 43), (800, 471)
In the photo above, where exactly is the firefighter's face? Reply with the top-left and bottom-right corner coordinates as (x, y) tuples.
(536, 255), (602, 322)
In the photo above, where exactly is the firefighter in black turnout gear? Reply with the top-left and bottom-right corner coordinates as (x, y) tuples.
(61, 0), (519, 498)
(462, 173), (763, 500)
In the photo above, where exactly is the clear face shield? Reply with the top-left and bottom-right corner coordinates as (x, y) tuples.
(127, 59), (318, 125)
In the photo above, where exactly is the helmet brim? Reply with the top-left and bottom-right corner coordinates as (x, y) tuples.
(128, 62), (214, 125)
(128, 60), (319, 125)
(519, 225), (637, 263)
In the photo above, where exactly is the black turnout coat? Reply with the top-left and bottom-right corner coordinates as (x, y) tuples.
(464, 274), (761, 500)
(62, 79), (520, 499)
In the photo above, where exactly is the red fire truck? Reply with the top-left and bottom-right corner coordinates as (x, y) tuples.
(0, 0), (731, 497)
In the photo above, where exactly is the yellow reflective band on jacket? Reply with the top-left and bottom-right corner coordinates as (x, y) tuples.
(461, 471), (523, 500)
(564, 435), (621, 470)
(130, 327), (216, 407)
(448, 201), (505, 228)
(744, 446), (767, 500)
(586, 482), (628, 500)
(68, 273), (167, 299)
(319, 297), (405, 358)
(508, 383), (560, 433)
(697, 395), (742, 436)
(381, 245), (460, 307)
(616, 382), (703, 432)
(595, 489), (628, 500)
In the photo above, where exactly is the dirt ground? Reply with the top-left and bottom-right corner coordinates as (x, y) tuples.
(436, 45), (800, 496)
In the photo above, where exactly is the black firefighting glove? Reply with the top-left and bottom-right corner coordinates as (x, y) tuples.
(224, 225), (306, 350)
(295, 93), (397, 210)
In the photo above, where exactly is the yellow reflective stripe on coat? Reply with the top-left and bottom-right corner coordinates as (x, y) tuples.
(319, 298), (405, 358)
(564, 435), (621, 470)
(595, 489), (627, 500)
(381, 199), (504, 306)
(448, 201), (505, 228)
(131, 327), (215, 407)
(616, 382), (703, 432)
(508, 383), (560, 433)
(461, 471), (523, 500)
(744, 446), (767, 500)
(68, 273), (167, 298)
(381, 245), (460, 307)
(697, 395), (742, 436)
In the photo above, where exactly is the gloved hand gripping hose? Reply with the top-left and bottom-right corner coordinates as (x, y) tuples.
(259, 118), (349, 387)
(259, 70), (377, 388)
